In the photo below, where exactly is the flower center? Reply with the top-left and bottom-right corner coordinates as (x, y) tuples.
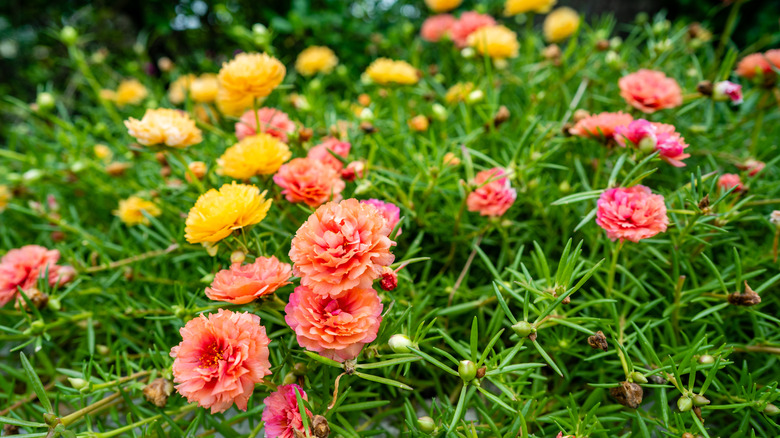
(324, 299), (343, 317)
(199, 342), (224, 368)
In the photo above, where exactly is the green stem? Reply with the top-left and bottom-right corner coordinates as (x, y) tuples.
(170, 149), (206, 194)
(606, 240), (624, 297)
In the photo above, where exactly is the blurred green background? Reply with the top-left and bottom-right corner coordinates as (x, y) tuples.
(1, 0), (778, 102)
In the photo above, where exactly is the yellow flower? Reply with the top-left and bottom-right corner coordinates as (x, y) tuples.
(424, 0), (462, 12)
(217, 133), (292, 179)
(168, 74), (195, 105)
(114, 196), (161, 226)
(543, 7), (580, 43)
(93, 144), (113, 162)
(190, 74), (219, 103)
(115, 79), (148, 106)
(408, 115), (429, 131)
(0, 185), (11, 212)
(295, 46), (339, 76)
(184, 182), (272, 244)
(365, 58), (419, 85)
(124, 108), (203, 148)
(445, 82), (475, 104)
(467, 25), (519, 59)
(217, 52), (285, 115)
(504, 0), (556, 16)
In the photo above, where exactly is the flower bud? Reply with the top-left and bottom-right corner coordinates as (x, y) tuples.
(461, 47), (475, 59)
(677, 396), (693, 412)
(359, 107), (374, 121)
(60, 26), (78, 46)
(764, 403), (779, 416)
(630, 371), (648, 384)
(408, 115), (429, 132)
(458, 360), (477, 382)
(293, 363), (307, 376)
(230, 250), (246, 265)
(692, 394), (710, 406)
(417, 416), (436, 433)
(36, 92), (55, 111)
(43, 413), (59, 427)
(698, 354), (715, 364)
(388, 334), (414, 354)
(511, 321), (533, 337)
(309, 78), (323, 91)
(186, 161), (207, 182)
(638, 135), (657, 154)
(605, 51), (622, 69)
(282, 372), (297, 385)
(68, 377), (89, 391)
(380, 267), (398, 291)
(466, 90), (484, 104)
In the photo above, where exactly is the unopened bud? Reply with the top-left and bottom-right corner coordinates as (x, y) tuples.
(630, 371), (648, 384)
(380, 268), (398, 291)
(293, 363), (307, 376)
(282, 372), (297, 385)
(458, 360), (477, 382)
(511, 321), (533, 337)
(417, 416), (436, 433)
(43, 413), (59, 427)
(692, 394), (710, 406)
(60, 26), (78, 46)
(230, 250), (246, 265)
(432, 103), (447, 121)
(466, 90), (484, 104)
(388, 334), (414, 354)
(677, 396), (693, 412)
(461, 47), (475, 59)
(68, 377), (89, 390)
(764, 403), (779, 416)
(698, 354), (715, 364)
(186, 161), (207, 182)
(36, 92), (55, 111)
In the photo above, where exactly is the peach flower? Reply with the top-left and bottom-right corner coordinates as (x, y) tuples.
(718, 174), (744, 192)
(421, 14), (456, 42)
(205, 256), (292, 304)
(735, 53), (773, 80)
(170, 309), (272, 413)
(467, 168), (517, 217)
(307, 137), (351, 171)
(596, 185), (668, 242)
(0, 245), (75, 307)
(289, 199), (395, 298)
(235, 108), (296, 143)
(261, 384), (311, 438)
(361, 199), (402, 236)
(273, 158), (346, 207)
(569, 111), (633, 140)
(619, 70), (682, 113)
(285, 285), (383, 362)
(450, 11), (496, 48)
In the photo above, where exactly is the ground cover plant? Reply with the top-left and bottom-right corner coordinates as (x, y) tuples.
(1, 0), (779, 437)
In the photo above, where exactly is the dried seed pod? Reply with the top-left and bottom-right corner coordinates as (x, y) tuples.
(727, 282), (761, 306)
(609, 381), (644, 408)
(587, 331), (608, 351)
(143, 378), (173, 408)
(312, 415), (330, 438)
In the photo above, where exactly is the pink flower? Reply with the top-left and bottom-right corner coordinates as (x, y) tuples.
(614, 119), (657, 150)
(361, 199), (402, 236)
(718, 174), (744, 192)
(421, 14), (456, 42)
(735, 53), (773, 80)
(450, 11), (496, 48)
(596, 185), (668, 242)
(738, 159), (765, 177)
(307, 137), (351, 172)
(235, 108), (296, 143)
(170, 309), (271, 413)
(289, 199), (395, 298)
(713, 81), (743, 104)
(653, 123), (690, 168)
(0, 245), (75, 307)
(285, 285), (383, 362)
(273, 158), (346, 207)
(569, 111), (633, 140)
(618, 69), (682, 113)
(261, 384), (311, 438)
(341, 161), (366, 182)
(467, 168), (517, 217)
(205, 256), (292, 304)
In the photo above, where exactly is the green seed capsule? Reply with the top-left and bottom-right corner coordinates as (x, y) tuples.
(511, 321), (533, 337)
(417, 416), (436, 433)
(693, 394), (710, 406)
(458, 360), (477, 382)
(677, 396), (693, 412)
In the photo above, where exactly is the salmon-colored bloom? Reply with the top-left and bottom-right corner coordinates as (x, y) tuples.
(273, 158), (346, 207)
(450, 12), (496, 48)
(365, 58), (420, 85)
(235, 108), (295, 143)
(205, 256), (292, 304)
(421, 14), (456, 42)
(596, 185), (668, 242)
(718, 174), (744, 192)
(467, 168), (517, 217)
(307, 138), (351, 172)
(185, 182), (272, 244)
(125, 108), (203, 148)
(295, 46), (338, 77)
(218, 133), (292, 179)
(0, 245), (75, 308)
(289, 199), (395, 298)
(285, 285), (383, 362)
(569, 111), (633, 140)
(261, 384), (311, 438)
(619, 70), (682, 113)
(170, 309), (271, 413)
(735, 53), (774, 80)
(361, 199), (402, 236)
(114, 196), (162, 226)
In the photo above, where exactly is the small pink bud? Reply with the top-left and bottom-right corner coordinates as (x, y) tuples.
(380, 268), (398, 291)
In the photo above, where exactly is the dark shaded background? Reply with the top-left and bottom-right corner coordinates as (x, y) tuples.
(1, 0), (778, 101)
